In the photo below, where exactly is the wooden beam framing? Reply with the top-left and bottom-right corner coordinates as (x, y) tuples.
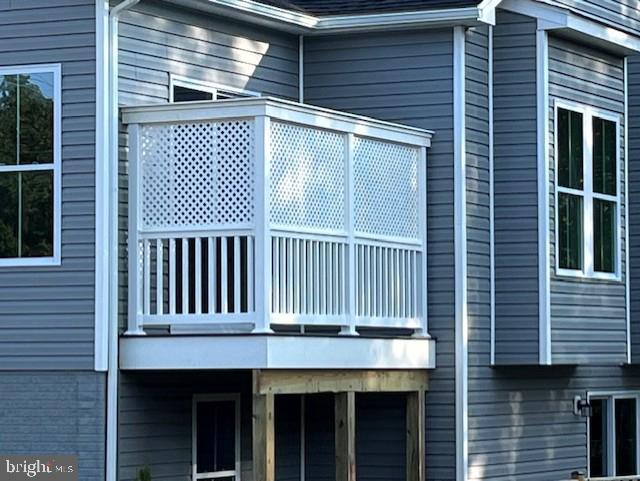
(407, 390), (426, 481)
(335, 392), (356, 481)
(252, 373), (275, 481)
(254, 369), (429, 395)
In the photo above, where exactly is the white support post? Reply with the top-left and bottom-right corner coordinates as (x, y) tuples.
(253, 115), (274, 333)
(126, 124), (145, 335)
(417, 146), (428, 336)
(342, 133), (357, 335)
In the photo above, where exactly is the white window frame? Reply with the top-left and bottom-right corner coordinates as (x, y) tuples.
(169, 74), (260, 102)
(192, 393), (241, 481)
(0, 63), (62, 267)
(554, 99), (622, 281)
(587, 391), (640, 479)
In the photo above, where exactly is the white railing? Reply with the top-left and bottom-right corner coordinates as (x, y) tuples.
(123, 97), (432, 336)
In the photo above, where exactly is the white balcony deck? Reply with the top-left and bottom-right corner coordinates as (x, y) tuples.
(122, 97), (432, 343)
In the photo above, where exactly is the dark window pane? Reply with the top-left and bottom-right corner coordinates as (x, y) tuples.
(0, 172), (19, 257)
(196, 400), (236, 474)
(558, 108), (584, 190)
(173, 85), (214, 102)
(615, 398), (637, 476)
(21, 171), (53, 257)
(0, 73), (53, 166)
(593, 117), (617, 195)
(590, 399), (608, 478)
(594, 199), (616, 274)
(19, 72), (54, 164)
(558, 193), (583, 270)
(0, 74), (18, 165)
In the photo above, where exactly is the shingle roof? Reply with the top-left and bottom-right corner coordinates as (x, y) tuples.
(255, 0), (480, 16)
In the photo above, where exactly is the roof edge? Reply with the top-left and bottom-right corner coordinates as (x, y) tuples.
(164, 0), (501, 34)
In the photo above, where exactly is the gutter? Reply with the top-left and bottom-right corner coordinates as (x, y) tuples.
(167, 0), (500, 33)
(105, 4), (141, 481)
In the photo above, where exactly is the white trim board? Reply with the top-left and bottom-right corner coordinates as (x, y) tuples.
(119, 335), (436, 370)
(0, 64), (62, 269)
(625, 57), (631, 364)
(95, 0), (110, 372)
(453, 25), (468, 481)
(536, 28), (552, 366)
(501, 0), (640, 54)
(164, 0), (499, 34)
(488, 24), (496, 366)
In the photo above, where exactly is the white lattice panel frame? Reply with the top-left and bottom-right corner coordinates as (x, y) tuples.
(139, 120), (255, 232)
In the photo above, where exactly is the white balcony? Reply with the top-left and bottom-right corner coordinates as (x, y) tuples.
(122, 97), (432, 340)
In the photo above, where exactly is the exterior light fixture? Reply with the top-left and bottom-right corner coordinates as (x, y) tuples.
(573, 396), (592, 418)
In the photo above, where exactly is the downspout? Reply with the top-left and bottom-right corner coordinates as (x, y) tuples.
(106, 2), (140, 481)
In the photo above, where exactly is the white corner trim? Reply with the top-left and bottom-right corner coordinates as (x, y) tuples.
(536, 27), (551, 366)
(453, 25), (468, 481)
(625, 57), (631, 364)
(170, 0), (499, 33)
(501, 0), (640, 53)
(106, 6), (142, 481)
(94, 0), (110, 372)
(298, 35), (304, 103)
(488, 25), (496, 366)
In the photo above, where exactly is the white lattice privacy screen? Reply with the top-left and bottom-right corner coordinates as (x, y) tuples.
(140, 120), (255, 231)
(126, 99), (429, 335)
(354, 137), (419, 239)
(270, 121), (346, 231)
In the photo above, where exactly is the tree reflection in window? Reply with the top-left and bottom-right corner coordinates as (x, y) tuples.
(0, 72), (55, 259)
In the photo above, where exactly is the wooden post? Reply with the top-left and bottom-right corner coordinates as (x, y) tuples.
(253, 371), (275, 481)
(406, 390), (425, 481)
(335, 392), (356, 481)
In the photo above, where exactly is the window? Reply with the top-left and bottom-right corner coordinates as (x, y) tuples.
(192, 395), (241, 481)
(589, 394), (639, 478)
(555, 102), (621, 279)
(0, 64), (60, 266)
(169, 75), (260, 103)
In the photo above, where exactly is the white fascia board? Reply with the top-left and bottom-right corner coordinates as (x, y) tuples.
(501, 0), (640, 53)
(167, 0), (499, 34)
(119, 335), (436, 370)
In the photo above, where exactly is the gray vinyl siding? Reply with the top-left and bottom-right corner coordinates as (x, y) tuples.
(304, 28), (457, 481)
(468, 20), (640, 481)
(118, 371), (255, 481)
(0, 0), (97, 370)
(116, 0), (300, 329)
(356, 394), (406, 481)
(548, 35), (628, 364)
(0, 372), (106, 481)
(630, 56), (640, 362)
(117, 0), (299, 105)
(492, 11), (540, 365)
(551, 0), (640, 36)
(465, 22), (492, 375)
(468, 365), (640, 481)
